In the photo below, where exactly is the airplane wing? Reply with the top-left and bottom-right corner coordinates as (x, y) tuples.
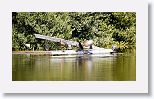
(34, 34), (79, 46)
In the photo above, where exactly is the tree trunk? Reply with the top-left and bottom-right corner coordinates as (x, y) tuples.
(119, 41), (120, 49)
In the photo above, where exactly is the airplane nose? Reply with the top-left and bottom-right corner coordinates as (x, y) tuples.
(84, 40), (93, 47)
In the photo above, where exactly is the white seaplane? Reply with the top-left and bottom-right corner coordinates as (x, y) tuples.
(34, 34), (116, 56)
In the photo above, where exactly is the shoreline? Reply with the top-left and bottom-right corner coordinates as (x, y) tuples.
(12, 49), (114, 55)
(12, 51), (53, 55)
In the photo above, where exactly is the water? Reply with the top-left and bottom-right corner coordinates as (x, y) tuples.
(12, 52), (136, 81)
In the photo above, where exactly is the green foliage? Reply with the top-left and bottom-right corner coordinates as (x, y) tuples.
(12, 12), (136, 51)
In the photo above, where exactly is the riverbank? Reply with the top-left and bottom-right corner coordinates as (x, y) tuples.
(12, 51), (52, 55)
(12, 48), (114, 55)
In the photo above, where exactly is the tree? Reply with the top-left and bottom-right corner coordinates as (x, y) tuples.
(12, 12), (136, 51)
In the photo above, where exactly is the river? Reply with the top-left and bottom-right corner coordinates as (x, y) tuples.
(12, 52), (136, 81)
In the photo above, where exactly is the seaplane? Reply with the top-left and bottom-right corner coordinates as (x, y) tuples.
(34, 34), (116, 56)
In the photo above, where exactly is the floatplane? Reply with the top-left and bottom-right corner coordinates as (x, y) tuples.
(34, 34), (116, 56)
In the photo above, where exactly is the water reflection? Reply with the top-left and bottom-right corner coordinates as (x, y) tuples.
(12, 53), (136, 81)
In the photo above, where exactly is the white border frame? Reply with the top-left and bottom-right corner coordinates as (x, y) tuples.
(0, 0), (148, 93)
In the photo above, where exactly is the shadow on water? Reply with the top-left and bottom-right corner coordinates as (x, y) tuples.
(12, 52), (136, 81)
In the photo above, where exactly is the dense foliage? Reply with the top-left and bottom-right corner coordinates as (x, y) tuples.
(12, 12), (136, 51)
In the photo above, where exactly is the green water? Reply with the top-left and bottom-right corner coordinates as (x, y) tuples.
(12, 52), (136, 81)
